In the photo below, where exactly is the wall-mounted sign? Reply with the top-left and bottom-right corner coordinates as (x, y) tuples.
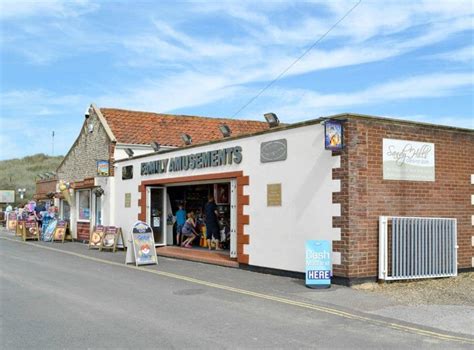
(126, 221), (158, 266)
(261, 139), (287, 163)
(267, 183), (282, 206)
(122, 165), (133, 180)
(324, 120), (344, 150)
(383, 139), (435, 181)
(305, 240), (332, 289)
(97, 160), (109, 177)
(141, 146), (242, 176)
(124, 193), (132, 208)
(0, 190), (15, 203)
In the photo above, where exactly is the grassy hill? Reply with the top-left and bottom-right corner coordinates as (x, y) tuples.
(0, 153), (64, 207)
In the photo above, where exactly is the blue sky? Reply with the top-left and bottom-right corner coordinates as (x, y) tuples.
(0, 0), (473, 160)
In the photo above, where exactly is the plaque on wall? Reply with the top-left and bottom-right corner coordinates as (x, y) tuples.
(261, 139), (287, 163)
(383, 139), (435, 181)
(267, 183), (282, 206)
(125, 193), (132, 208)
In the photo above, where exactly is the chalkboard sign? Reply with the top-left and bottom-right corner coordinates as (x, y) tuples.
(89, 225), (105, 249)
(23, 220), (39, 241)
(52, 221), (67, 243)
(127, 221), (157, 266)
(43, 220), (57, 242)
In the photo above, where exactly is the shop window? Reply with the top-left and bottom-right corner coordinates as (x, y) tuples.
(78, 190), (91, 221)
(61, 200), (70, 220)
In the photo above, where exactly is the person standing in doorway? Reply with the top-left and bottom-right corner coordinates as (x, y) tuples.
(205, 195), (222, 250)
(175, 204), (187, 246)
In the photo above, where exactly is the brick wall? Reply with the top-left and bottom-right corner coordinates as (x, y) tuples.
(57, 110), (112, 183)
(333, 117), (474, 279)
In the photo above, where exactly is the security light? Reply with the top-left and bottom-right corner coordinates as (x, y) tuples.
(151, 141), (161, 152)
(264, 113), (280, 128)
(125, 148), (134, 157)
(181, 133), (192, 145)
(219, 124), (232, 138)
(85, 106), (90, 119)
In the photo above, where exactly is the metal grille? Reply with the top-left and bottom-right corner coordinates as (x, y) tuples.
(379, 217), (457, 281)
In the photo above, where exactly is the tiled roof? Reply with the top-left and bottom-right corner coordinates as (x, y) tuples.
(100, 108), (270, 147)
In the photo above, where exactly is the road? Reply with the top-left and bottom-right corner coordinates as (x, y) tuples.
(1, 236), (472, 349)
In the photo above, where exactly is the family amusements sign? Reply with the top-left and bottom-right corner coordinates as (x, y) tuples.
(141, 146), (242, 176)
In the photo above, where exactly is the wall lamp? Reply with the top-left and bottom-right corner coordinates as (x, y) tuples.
(264, 113), (280, 128)
(181, 133), (192, 145)
(151, 141), (161, 152)
(125, 148), (134, 158)
(93, 187), (105, 197)
(219, 124), (232, 138)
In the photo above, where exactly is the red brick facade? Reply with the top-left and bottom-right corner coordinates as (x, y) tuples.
(332, 117), (474, 280)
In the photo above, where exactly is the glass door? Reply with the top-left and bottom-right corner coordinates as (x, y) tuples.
(146, 186), (166, 246)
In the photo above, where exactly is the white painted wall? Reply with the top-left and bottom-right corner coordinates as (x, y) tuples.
(113, 123), (341, 273)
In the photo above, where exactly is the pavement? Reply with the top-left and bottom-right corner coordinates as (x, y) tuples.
(1, 228), (473, 349)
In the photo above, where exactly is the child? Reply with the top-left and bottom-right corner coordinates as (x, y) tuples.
(175, 204), (187, 246)
(181, 212), (199, 248)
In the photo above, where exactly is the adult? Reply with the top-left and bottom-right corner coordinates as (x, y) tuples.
(175, 204), (187, 246)
(205, 195), (222, 250)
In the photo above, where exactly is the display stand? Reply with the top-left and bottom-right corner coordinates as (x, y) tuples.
(52, 221), (68, 243)
(7, 212), (17, 231)
(89, 225), (105, 249)
(100, 226), (123, 253)
(16, 218), (24, 237)
(22, 220), (40, 241)
(126, 221), (158, 266)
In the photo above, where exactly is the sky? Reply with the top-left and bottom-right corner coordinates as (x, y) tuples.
(0, 0), (473, 160)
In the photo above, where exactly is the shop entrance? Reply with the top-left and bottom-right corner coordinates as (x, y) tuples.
(146, 186), (166, 246)
(145, 179), (237, 257)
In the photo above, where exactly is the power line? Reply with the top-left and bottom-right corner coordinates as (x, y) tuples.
(231, 0), (362, 118)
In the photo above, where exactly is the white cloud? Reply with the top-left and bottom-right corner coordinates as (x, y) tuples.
(429, 45), (474, 63)
(252, 72), (474, 122)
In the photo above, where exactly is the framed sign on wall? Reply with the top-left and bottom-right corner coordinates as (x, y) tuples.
(324, 120), (344, 150)
(383, 138), (435, 181)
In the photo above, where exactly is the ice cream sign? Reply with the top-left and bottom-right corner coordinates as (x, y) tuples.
(305, 240), (332, 289)
(383, 139), (435, 181)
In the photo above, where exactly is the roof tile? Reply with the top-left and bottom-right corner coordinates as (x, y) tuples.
(100, 108), (270, 147)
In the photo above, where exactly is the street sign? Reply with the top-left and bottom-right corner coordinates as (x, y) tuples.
(305, 240), (332, 289)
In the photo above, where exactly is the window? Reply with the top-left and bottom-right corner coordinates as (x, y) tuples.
(60, 200), (70, 220)
(78, 190), (91, 221)
(95, 195), (102, 225)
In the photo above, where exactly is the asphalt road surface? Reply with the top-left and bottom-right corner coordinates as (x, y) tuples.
(1, 237), (472, 349)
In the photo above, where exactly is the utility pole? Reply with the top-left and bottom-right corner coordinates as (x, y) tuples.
(52, 131), (55, 156)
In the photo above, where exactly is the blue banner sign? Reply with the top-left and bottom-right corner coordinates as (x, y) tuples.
(305, 240), (332, 288)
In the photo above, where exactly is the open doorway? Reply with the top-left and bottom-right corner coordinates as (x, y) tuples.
(166, 180), (236, 257)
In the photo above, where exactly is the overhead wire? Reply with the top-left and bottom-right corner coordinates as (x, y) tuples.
(230, 0), (362, 118)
